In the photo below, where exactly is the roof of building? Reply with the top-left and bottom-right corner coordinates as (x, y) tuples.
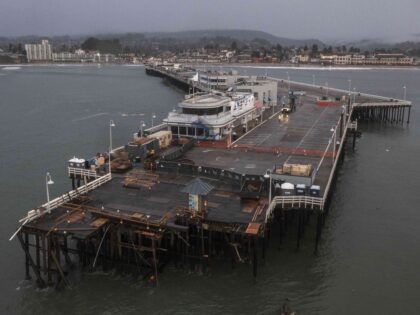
(181, 177), (214, 195)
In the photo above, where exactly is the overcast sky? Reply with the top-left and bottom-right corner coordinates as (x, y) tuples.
(1, 0), (419, 42)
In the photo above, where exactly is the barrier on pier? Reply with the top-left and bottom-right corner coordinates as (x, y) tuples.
(19, 173), (112, 224)
(265, 195), (323, 222)
(156, 161), (252, 186)
(68, 167), (98, 179)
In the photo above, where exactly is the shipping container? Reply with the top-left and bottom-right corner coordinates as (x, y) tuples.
(147, 130), (173, 149)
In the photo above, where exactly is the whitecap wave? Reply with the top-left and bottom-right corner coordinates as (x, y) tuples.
(119, 112), (145, 117)
(1, 66), (21, 70)
(73, 112), (108, 122)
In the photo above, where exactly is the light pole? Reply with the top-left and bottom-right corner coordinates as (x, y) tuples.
(46, 172), (54, 214)
(348, 79), (351, 95)
(151, 113), (156, 127)
(325, 82), (329, 98)
(140, 121), (146, 138)
(264, 169), (272, 204)
(403, 85), (407, 100)
(109, 120), (115, 152)
(353, 87), (356, 103)
(109, 120), (115, 174)
(330, 126), (337, 162)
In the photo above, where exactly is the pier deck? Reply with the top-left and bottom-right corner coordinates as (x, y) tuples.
(13, 66), (413, 288)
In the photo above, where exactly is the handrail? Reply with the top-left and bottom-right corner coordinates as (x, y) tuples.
(68, 167), (98, 178)
(18, 173), (112, 224)
(265, 195), (323, 222)
(352, 101), (411, 107)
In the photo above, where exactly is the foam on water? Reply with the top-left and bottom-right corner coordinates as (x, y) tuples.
(1, 66), (21, 70)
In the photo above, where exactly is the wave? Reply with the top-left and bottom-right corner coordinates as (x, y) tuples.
(119, 112), (145, 117)
(72, 112), (108, 122)
(1, 66), (21, 70)
(229, 65), (420, 71)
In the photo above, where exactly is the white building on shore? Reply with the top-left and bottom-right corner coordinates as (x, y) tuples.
(25, 40), (53, 62)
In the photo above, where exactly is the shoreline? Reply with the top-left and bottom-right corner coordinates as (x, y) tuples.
(2, 62), (419, 71)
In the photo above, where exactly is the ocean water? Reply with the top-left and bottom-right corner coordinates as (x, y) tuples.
(0, 64), (418, 315)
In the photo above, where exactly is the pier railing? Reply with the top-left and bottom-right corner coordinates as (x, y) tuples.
(265, 195), (323, 222)
(68, 167), (98, 178)
(18, 173), (112, 225)
(145, 123), (168, 134)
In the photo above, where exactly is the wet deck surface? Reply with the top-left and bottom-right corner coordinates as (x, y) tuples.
(26, 172), (268, 238)
(25, 82), (354, 235)
(185, 82), (346, 195)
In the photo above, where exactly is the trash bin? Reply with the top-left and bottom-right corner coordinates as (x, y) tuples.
(281, 182), (295, 196)
(309, 185), (321, 197)
(296, 184), (306, 196)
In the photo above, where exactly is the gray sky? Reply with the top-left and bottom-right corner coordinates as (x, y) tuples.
(1, 0), (419, 42)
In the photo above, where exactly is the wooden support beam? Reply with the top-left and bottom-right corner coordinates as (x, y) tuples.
(151, 238), (159, 286)
(252, 236), (258, 281)
(24, 232), (31, 280)
(17, 232), (46, 287)
(50, 240), (71, 288)
(314, 211), (323, 255)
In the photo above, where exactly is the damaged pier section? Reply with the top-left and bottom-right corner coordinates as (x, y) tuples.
(13, 72), (412, 289)
(16, 169), (269, 288)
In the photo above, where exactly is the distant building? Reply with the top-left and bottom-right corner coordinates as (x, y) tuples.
(236, 77), (278, 106)
(371, 53), (414, 65)
(25, 40), (53, 62)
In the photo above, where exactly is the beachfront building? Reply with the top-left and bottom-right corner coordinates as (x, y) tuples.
(25, 40), (53, 62)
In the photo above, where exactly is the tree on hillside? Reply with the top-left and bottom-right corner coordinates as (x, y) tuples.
(231, 41), (237, 51)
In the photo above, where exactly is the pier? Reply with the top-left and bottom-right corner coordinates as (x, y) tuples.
(11, 64), (412, 289)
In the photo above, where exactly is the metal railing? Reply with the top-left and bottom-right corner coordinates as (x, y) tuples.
(68, 167), (98, 178)
(352, 101), (411, 107)
(18, 173), (112, 224)
(265, 195), (323, 222)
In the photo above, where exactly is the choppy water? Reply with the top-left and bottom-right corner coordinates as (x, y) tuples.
(0, 64), (419, 315)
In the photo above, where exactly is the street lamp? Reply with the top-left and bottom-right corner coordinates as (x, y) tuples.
(330, 126), (337, 162)
(46, 172), (54, 214)
(140, 121), (146, 138)
(403, 85), (407, 100)
(109, 120), (115, 152)
(109, 120), (115, 174)
(151, 113), (156, 127)
(264, 169), (272, 204)
(348, 79), (351, 95)
(352, 87), (356, 103)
